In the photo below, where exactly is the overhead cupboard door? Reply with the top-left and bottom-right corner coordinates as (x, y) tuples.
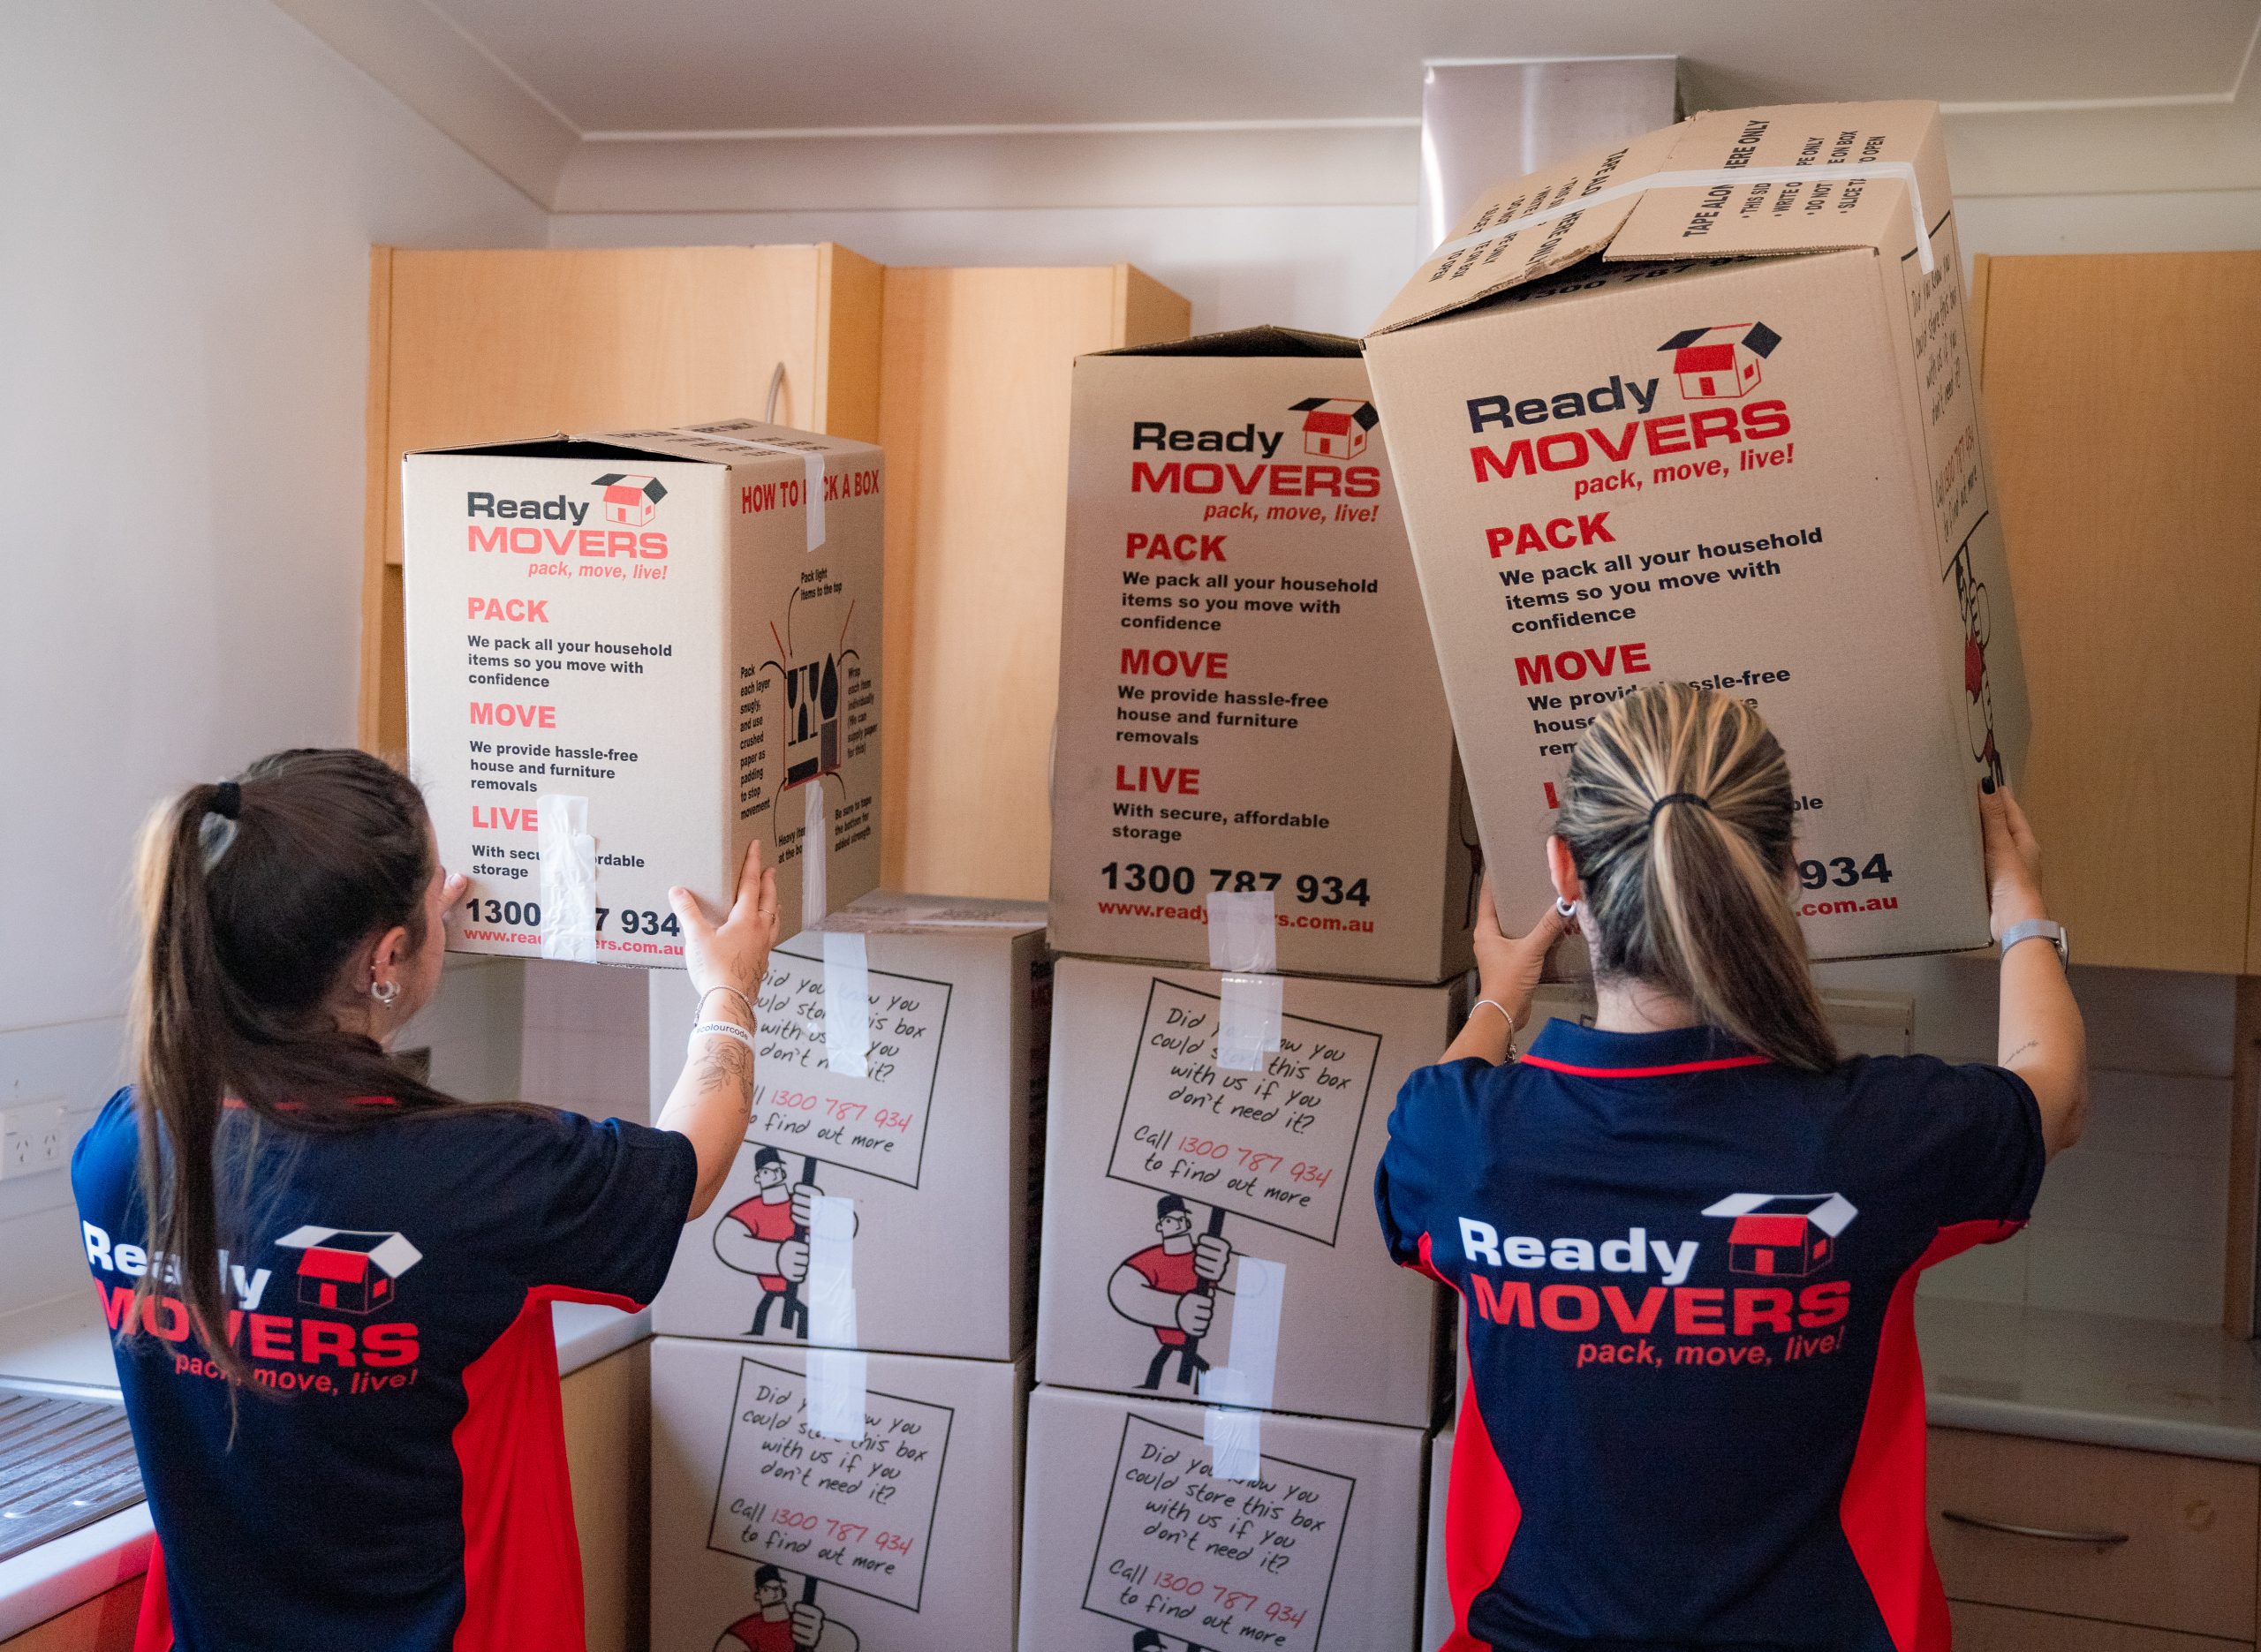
(359, 245), (884, 755)
(1973, 252), (2261, 974)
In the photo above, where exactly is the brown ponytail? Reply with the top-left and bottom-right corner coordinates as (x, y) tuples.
(128, 749), (491, 1381)
(1556, 683), (1837, 1073)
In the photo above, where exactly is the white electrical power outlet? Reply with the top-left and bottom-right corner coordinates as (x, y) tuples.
(0, 1101), (77, 1181)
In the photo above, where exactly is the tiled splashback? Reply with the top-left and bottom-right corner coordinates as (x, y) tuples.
(1815, 954), (2235, 1325)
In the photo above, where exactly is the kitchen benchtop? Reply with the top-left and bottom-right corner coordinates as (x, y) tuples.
(0, 1293), (648, 1641)
(1918, 1295), (2261, 1462)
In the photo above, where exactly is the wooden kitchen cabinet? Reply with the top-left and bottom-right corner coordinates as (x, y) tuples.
(1951, 1602), (2250, 1651)
(1972, 252), (2261, 973)
(359, 245), (885, 756)
(561, 1338), (652, 1652)
(877, 265), (1189, 897)
(1930, 1426), (2259, 1642)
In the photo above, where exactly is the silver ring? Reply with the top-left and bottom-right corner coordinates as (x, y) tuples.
(1554, 897), (1577, 920)
(370, 978), (401, 1007)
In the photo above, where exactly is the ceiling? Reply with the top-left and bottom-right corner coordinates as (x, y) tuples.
(271, 0), (2261, 211)
(427, 0), (2257, 131)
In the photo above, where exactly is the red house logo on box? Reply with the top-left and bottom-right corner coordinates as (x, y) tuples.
(276, 1226), (423, 1315)
(1701, 1191), (1856, 1278)
(1289, 397), (1378, 460)
(1659, 322), (1781, 402)
(591, 472), (668, 528)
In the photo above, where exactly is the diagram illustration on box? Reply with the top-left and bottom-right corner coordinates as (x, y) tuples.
(1100, 979), (1380, 1394)
(705, 1357), (952, 1648)
(709, 947), (952, 1339)
(1081, 1413), (1352, 1652)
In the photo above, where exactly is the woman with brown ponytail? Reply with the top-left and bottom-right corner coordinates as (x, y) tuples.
(72, 748), (781, 1652)
(1379, 682), (2086, 1652)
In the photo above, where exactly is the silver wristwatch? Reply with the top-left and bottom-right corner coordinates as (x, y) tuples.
(1999, 918), (2068, 968)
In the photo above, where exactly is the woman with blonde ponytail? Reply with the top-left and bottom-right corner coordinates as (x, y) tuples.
(75, 749), (783, 1652)
(1380, 683), (2086, 1652)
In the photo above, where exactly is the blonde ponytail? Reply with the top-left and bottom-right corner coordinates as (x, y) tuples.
(1557, 683), (1836, 1072)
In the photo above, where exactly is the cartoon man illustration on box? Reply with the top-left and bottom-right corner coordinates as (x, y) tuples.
(714, 1566), (858, 1652)
(1108, 1194), (1234, 1392)
(714, 1147), (824, 1339)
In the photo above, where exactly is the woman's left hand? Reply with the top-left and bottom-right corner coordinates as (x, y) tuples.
(1472, 875), (1569, 1028)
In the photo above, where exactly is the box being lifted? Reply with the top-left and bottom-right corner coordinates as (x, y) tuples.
(649, 894), (1051, 1362)
(1018, 1384), (1427, 1652)
(1050, 328), (1477, 984)
(1036, 956), (1456, 1430)
(651, 1336), (1027, 1652)
(403, 419), (882, 965)
(1365, 102), (2027, 962)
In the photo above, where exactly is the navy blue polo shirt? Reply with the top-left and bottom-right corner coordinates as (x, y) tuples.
(1377, 1019), (2045, 1652)
(72, 1089), (697, 1652)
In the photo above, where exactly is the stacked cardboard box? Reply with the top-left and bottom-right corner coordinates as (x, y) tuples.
(1363, 100), (2027, 963)
(1027, 330), (1470, 1651)
(645, 896), (1052, 1650)
(403, 419), (886, 962)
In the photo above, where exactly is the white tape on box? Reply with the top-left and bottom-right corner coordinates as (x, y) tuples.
(1217, 974), (1283, 1074)
(1202, 1255), (1283, 1414)
(674, 424), (828, 554)
(1206, 890), (1277, 973)
(804, 1195), (865, 1440)
(1433, 160), (1935, 275)
(821, 929), (871, 1079)
(535, 794), (597, 962)
(801, 783), (828, 924)
(1205, 1406), (1264, 1483)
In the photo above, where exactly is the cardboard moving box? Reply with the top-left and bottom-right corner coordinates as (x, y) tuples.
(1422, 1427), (1453, 1652)
(651, 894), (1050, 1362)
(404, 419), (883, 965)
(651, 1337), (1028, 1652)
(1365, 102), (2026, 962)
(1036, 956), (1456, 1429)
(1050, 328), (1476, 984)
(1018, 1384), (1427, 1652)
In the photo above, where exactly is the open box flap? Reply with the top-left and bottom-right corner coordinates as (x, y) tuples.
(1369, 100), (1949, 338)
(1094, 324), (1360, 359)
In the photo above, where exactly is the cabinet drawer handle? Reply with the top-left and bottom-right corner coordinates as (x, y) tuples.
(1940, 1509), (2131, 1546)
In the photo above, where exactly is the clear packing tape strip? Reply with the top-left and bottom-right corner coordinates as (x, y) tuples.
(536, 794), (597, 962)
(1202, 1256), (1286, 1482)
(1207, 890), (1282, 1075)
(1433, 160), (1934, 276)
(821, 929), (872, 1080)
(802, 783), (828, 931)
(670, 424), (828, 554)
(804, 1195), (866, 1440)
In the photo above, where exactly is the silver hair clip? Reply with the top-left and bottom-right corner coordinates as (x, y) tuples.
(199, 812), (239, 870)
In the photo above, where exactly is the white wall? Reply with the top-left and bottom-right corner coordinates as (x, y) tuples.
(0, 0), (545, 1322)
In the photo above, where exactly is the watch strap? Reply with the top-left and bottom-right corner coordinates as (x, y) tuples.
(1999, 918), (2068, 966)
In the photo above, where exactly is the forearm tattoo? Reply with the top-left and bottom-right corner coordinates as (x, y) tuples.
(692, 1037), (753, 1105)
(2004, 1039), (2038, 1064)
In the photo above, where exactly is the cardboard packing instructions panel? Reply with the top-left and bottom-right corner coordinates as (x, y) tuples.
(649, 894), (1052, 1362)
(402, 419), (883, 967)
(1365, 102), (2027, 962)
(1017, 1384), (1426, 1652)
(1036, 956), (1456, 1429)
(1050, 328), (1477, 985)
(650, 1336), (1027, 1652)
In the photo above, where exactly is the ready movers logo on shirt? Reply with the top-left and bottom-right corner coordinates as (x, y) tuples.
(82, 1220), (424, 1394)
(1455, 1188), (1856, 1371)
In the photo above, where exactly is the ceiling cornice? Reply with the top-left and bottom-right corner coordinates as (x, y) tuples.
(268, 0), (2261, 215)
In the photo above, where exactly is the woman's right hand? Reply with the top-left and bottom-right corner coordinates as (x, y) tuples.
(669, 841), (780, 1015)
(1977, 779), (2047, 941)
(1472, 874), (1569, 1029)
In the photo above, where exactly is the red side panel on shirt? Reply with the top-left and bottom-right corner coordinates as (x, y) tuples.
(132, 1536), (174, 1652)
(1839, 1219), (2021, 1652)
(1441, 1274), (1520, 1652)
(450, 1285), (639, 1652)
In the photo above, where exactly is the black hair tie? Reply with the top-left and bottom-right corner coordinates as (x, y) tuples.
(210, 780), (242, 819)
(1648, 791), (1710, 825)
